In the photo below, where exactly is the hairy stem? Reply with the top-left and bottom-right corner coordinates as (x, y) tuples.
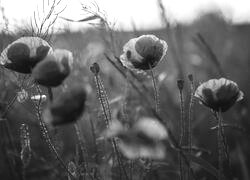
(94, 74), (129, 180)
(74, 123), (94, 180)
(214, 111), (223, 180)
(47, 87), (53, 101)
(149, 65), (160, 113)
(35, 85), (76, 180)
(105, 55), (197, 180)
(178, 87), (185, 180)
(187, 75), (195, 180)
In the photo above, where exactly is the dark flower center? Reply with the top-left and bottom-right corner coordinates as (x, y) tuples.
(7, 43), (30, 63)
(126, 50), (131, 59)
(134, 37), (164, 70)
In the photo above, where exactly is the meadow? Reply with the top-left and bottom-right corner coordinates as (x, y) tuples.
(0, 1), (249, 180)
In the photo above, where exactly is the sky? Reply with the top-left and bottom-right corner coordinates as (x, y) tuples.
(1, 0), (250, 31)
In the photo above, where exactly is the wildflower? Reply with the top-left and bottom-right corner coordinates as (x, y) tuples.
(120, 35), (168, 71)
(104, 117), (168, 160)
(0, 37), (52, 73)
(43, 85), (86, 126)
(32, 49), (73, 87)
(194, 78), (244, 112)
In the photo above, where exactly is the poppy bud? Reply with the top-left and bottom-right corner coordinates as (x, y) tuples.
(90, 62), (100, 75)
(177, 79), (185, 91)
(120, 35), (168, 71)
(43, 86), (86, 126)
(32, 49), (73, 87)
(0, 37), (52, 73)
(194, 78), (244, 112)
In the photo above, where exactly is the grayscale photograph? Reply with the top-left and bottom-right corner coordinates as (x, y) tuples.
(0, 0), (249, 179)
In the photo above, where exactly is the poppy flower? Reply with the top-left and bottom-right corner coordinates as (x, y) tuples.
(43, 86), (86, 126)
(120, 35), (168, 71)
(32, 49), (73, 87)
(104, 117), (168, 159)
(0, 37), (52, 73)
(194, 78), (244, 112)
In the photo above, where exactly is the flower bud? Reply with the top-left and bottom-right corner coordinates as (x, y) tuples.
(90, 62), (100, 75)
(177, 79), (185, 91)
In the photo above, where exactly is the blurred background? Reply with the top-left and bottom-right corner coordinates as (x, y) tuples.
(0, 0), (249, 179)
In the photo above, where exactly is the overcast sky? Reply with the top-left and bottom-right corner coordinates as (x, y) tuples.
(1, 0), (250, 31)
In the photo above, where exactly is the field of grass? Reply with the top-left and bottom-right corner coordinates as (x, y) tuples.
(0, 2), (249, 180)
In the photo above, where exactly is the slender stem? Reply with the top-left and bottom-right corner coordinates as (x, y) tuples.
(1, 94), (21, 179)
(74, 123), (94, 180)
(219, 116), (230, 167)
(177, 83), (185, 180)
(105, 54), (197, 180)
(188, 76), (195, 180)
(149, 65), (160, 113)
(129, 160), (133, 180)
(89, 117), (99, 164)
(47, 87), (53, 101)
(179, 89), (185, 147)
(35, 85), (76, 180)
(94, 74), (129, 180)
(214, 111), (223, 180)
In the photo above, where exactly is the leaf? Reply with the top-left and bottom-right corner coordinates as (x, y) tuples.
(187, 154), (226, 179)
(77, 15), (100, 22)
(60, 15), (99, 23)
